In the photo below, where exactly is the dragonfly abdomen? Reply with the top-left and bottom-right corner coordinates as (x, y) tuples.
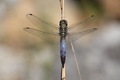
(60, 37), (66, 68)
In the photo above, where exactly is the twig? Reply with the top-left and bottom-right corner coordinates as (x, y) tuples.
(68, 34), (83, 80)
(61, 64), (66, 80)
(60, 0), (65, 19)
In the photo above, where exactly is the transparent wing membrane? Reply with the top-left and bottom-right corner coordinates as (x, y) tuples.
(23, 27), (59, 43)
(68, 15), (96, 34)
(24, 27), (59, 35)
(69, 28), (98, 42)
(24, 14), (98, 43)
(26, 13), (59, 34)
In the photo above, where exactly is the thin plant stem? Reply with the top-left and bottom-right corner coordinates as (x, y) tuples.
(61, 65), (66, 80)
(68, 34), (83, 80)
(60, 0), (65, 19)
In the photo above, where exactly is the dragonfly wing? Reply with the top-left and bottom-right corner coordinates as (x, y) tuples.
(68, 28), (98, 42)
(26, 13), (59, 34)
(23, 27), (59, 43)
(68, 15), (96, 34)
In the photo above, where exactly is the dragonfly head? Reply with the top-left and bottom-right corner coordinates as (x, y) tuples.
(59, 20), (68, 27)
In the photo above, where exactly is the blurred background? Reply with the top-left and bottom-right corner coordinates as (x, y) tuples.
(0, 0), (120, 80)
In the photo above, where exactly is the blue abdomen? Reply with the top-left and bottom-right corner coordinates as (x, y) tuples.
(60, 38), (66, 57)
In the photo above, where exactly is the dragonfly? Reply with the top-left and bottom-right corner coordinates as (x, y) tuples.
(24, 13), (97, 67)
(23, 1), (97, 80)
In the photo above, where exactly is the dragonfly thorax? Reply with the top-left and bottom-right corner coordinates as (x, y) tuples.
(59, 20), (68, 37)
(59, 20), (68, 27)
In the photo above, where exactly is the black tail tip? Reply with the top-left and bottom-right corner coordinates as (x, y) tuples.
(62, 64), (65, 68)
(62, 65), (64, 68)
(61, 56), (66, 68)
